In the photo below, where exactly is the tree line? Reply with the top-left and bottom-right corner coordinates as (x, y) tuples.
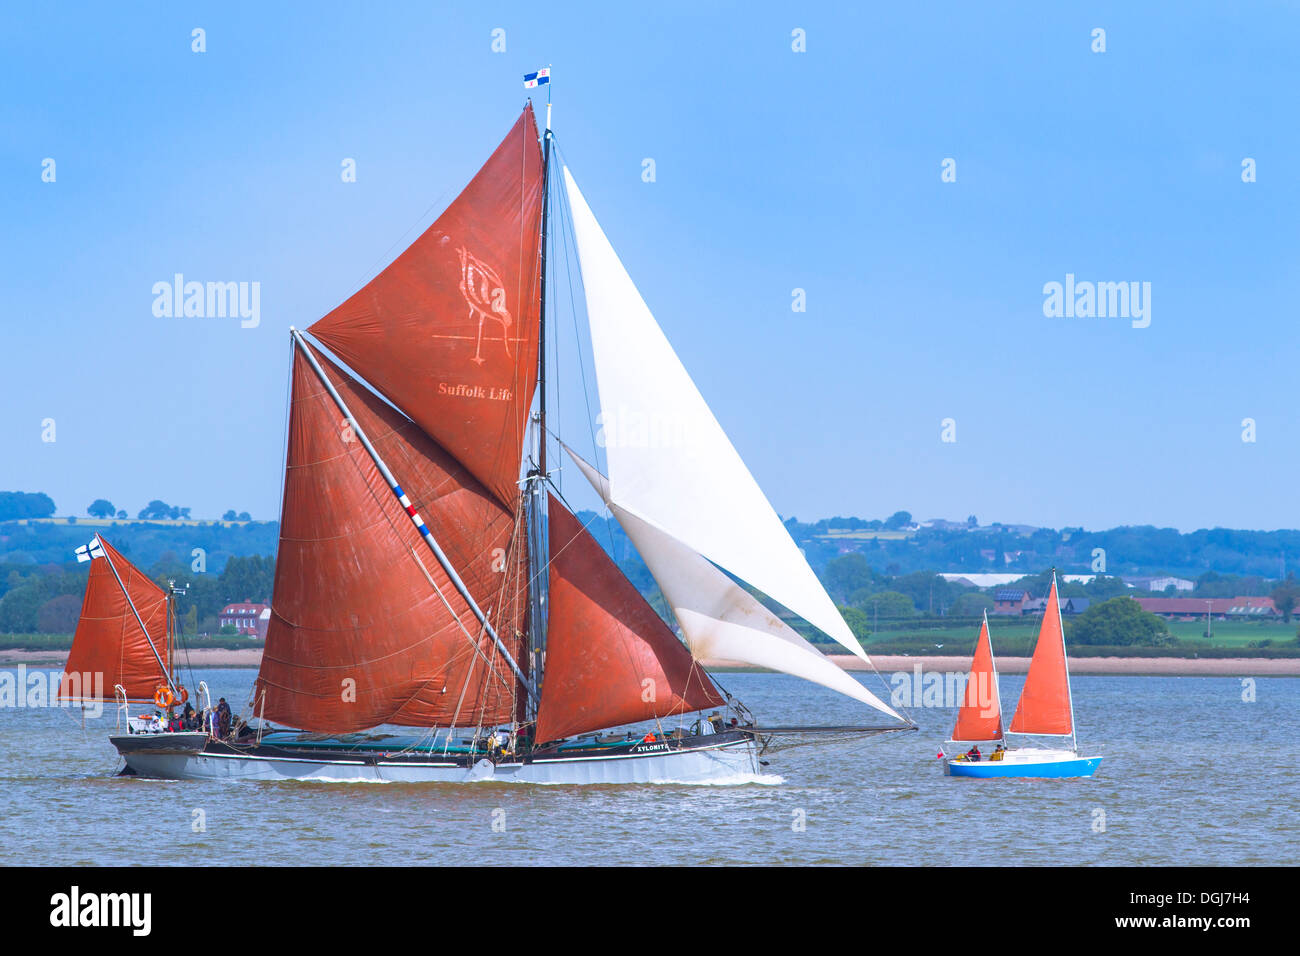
(0, 554), (275, 637)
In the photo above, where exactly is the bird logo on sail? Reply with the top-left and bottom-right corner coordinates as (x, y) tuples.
(455, 246), (512, 366)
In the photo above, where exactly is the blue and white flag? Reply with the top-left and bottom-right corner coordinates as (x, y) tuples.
(523, 68), (550, 89)
(75, 536), (105, 563)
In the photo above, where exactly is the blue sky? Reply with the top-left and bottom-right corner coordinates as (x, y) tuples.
(3, 2), (1298, 532)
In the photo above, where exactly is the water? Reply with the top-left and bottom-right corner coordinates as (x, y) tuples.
(1, 667), (1294, 865)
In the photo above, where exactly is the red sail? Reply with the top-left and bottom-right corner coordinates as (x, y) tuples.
(536, 497), (725, 743)
(951, 615), (1002, 743)
(60, 537), (169, 702)
(309, 105), (544, 510)
(253, 344), (528, 733)
(1009, 577), (1074, 736)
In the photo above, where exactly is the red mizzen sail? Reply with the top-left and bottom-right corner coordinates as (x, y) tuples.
(535, 497), (725, 743)
(951, 614), (1002, 743)
(308, 105), (544, 510)
(1009, 576), (1073, 736)
(254, 344), (528, 733)
(60, 537), (169, 702)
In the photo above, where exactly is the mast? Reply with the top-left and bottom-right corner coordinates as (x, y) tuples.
(538, 79), (552, 483)
(526, 79), (554, 722)
(984, 609), (1003, 741)
(1055, 570), (1078, 754)
(99, 542), (176, 696)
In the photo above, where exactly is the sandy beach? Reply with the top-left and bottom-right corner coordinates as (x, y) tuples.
(3, 646), (1297, 676)
(718, 654), (1300, 677)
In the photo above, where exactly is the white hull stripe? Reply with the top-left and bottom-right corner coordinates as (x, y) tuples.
(186, 742), (744, 768)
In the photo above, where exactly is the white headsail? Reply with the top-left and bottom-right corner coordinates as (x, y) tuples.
(562, 166), (870, 663)
(566, 449), (903, 720)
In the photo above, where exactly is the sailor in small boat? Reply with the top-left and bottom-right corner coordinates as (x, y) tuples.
(991, 743), (1006, 762)
(964, 744), (981, 762)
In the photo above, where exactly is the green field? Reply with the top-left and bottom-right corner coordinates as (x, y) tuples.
(854, 617), (1299, 657)
(0, 633), (264, 652)
(1165, 619), (1297, 648)
(8, 618), (1299, 658)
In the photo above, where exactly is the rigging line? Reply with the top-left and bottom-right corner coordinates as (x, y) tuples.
(99, 546), (174, 696)
(261, 328), (296, 674)
(295, 331), (531, 700)
(548, 162), (562, 490)
(459, 512), (525, 732)
(541, 190), (618, 562)
(529, 484), (704, 736)
(552, 169), (605, 535)
(296, 364), (513, 711)
(342, 185), (455, 304)
(537, 447), (749, 717)
(549, 139), (602, 481)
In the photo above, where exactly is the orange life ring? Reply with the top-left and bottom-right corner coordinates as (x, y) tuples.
(153, 686), (174, 709)
(177, 686), (189, 705)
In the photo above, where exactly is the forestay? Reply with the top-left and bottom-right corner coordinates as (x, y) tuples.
(566, 448), (903, 721)
(562, 167), (868, 662)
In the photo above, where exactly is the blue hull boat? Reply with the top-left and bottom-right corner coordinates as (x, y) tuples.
(941, 575), (1103, 781)
(944, 752), (1101, 778)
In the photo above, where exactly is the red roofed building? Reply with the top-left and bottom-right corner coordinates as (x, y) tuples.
(218, 602), (271, 638)
(1134, 596), (1277, 621)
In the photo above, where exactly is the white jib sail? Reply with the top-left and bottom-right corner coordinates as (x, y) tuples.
(565, 448), (902, 721)
(562, 167), (868, 662)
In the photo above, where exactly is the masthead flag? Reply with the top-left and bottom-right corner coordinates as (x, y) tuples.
(523, 68), (551, 89)
(75, 536), (106, 563)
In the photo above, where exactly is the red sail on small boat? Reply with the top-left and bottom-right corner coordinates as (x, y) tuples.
(943, 571), (1101, 778)
(1008, 575), (1074, 737)
(60, 536), (170, 702)
(950, 612), (1002, 743)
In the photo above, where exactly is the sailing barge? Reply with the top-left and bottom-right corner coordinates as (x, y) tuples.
(66, 95), (912, 784)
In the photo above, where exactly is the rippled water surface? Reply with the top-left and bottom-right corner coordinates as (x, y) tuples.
(1, 668), (1294, 865)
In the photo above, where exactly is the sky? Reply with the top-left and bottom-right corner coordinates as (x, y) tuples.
(3, 2), (1299, 532)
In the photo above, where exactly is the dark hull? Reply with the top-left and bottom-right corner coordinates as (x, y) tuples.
(110, 729), (762, 784)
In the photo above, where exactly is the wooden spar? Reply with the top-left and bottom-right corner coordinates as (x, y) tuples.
(97, 539), (177, 696)
(288, 327), (539, 707)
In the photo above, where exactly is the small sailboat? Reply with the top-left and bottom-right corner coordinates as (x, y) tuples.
(58, 535), (211, 752)
(941, 573), (1101, 778)
(88, 88), (913, 784)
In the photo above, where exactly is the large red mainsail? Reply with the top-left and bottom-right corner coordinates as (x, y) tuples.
(951, 614), (1002, 743)
(1008, 576), (1074, 736)
(308, 105), (545, 510)
(536, 498), (724, 743)
(60, 537), (169, 702)
(253, 345), (528, 733)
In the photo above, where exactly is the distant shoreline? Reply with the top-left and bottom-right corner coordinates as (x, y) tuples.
(2, 647), (1297, 676)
